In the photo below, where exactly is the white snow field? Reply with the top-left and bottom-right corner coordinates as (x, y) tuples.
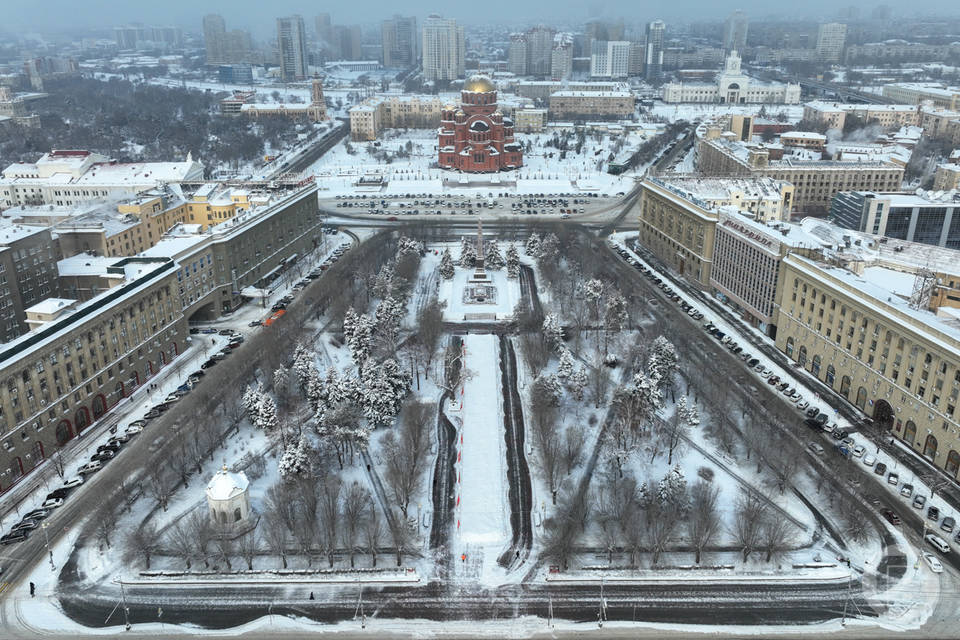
(449, 334), (509, 583)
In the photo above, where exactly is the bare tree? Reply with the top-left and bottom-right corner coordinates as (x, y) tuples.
(767, 439), (802, 495)
(94, 501), (119, 550)
(213, 525), (235, 571)
(187, 509), (214, 569)
(167, 518), (196, 569)
(561, 425), (585, 474)
(688, 480), (721, 564)
(318, 475), (342, 568)
(263, 515), (289, 569)
(645, 499), (681, 565)
(519, 332), (551, 378)
(124, 523), (161, 570)
(759, 513), (796, 563)
(731, 491), (767, 562)
(341, 482), (369, 568)
(238, 524), (260, 570)
(388, 510), (413, 567)
(364, 502), (383, 568)
(382, 402), (431, 517)
(146, 466), (174, 512)
(416, 297), (445, 377)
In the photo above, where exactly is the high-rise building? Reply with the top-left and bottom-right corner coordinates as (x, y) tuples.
(315, 13), (334, 55)
(382, 15), (418, 68)
(277, 15), (308, 82)
(334, 25), (362, 60)
(590, 40), (631, 78)
(203, 14), (226, 63)
(508, 33), (528, 75)
(551, 33), (574, 80)
(723, 10), (749, 53)
(816, 22), (847, 63)
(422, 15), (464, 82)
(645, 20), (666, 81)
(526, 25), (556, 77)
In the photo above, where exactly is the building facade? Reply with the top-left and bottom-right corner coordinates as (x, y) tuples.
(422, 15), (464, 82)
(829, 191), (960, 250)
(645, 20), (665, 81)
(348, 94), (446, 141)
(881, 83), (960, 111)
(438, 76), (522, 173)
(382, 16), (418, 68)
(662, 52), (800, 104)
(277, 16), (308, 82)
(0, 257), (185, 495)
(590, 41), (631, 79)
(774, 254), (960, 478)
(815, 22), (847, 62)
(0, 226), (60, 343)
(548, 90), (634, 120)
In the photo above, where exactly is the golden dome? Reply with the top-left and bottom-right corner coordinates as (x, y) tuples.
(463, 74), (495, 93)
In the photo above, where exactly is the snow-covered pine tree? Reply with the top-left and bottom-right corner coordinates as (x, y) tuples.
(273, 367), (290, 394)
(647, 336), (679, 387)
(254, 393), (278, 431)
(343, 307), (358, 342)
(459, 236), (477, 267)
(604, 292), (628, 332)
(657, 464), (689, 513)
(584, 278), (605, 319)
(306, 367), (326, 413)
(292, 342), (314, 394)
(278, 435), (311, 479)
(347, 313), (373, 366)
(538, 233), (560, 263)
(505, 244), (520, 278)
(372, 263), (396, 300)
(534, 373), (564, 407)
(568, 367), (589, 401)
(557, 347), (575, 379)
(525, 233), (542, 257)
(242, 383), (263, 420)
(542, 313), (564, 351)
(484, 240), (505, 270)
(439, 248), (455, 279)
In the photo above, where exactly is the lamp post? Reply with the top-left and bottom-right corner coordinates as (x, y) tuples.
(42, 522), (54, 570)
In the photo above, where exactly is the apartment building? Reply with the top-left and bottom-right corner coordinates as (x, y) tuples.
(801, 101), (919, 131)
(774, 252), (960, 477)
(815, 23), (847, 62)
(548, 90), (634, 120)
(882, 83), (960, 111)
(829, 190), (960, 250)
(934, 164), (960, 191)
(0, 150), (204, 211)
(0, 225), (60, 343)
(0, 257), (185, 495)
(421, 15), (464, 82)
(348, 94), (446, 140)
(277, 16), (309, 82)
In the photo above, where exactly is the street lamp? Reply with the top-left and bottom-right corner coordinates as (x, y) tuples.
(42, 522), (54, 570)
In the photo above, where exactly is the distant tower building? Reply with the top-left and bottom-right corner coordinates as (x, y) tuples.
(309, 75), (328, 120)
(723, 10), (749, 54)
(592, 40), (631, 78)
(628, 41), (645, 76)
(203, 14), (227, 65)
(816, 22), (847, 63)
(422, 15), (464, 82)
(508, 33), (528, 75)
(526, 25), (556, 77)
(315, 13), (334, 56)
(277, 15), (308, 82)
(551, 33), (574, 80)
(382, 15), (418, 68)
(335, 25), (362, 61)
(645, 20), (666, 81)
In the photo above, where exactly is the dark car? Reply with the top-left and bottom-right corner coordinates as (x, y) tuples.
(806, 407), (820, 418)
(0, 531), (28, 545)
(804, 418), (821, 430)
(97, 442), (121, 454)
(881, 509), (901, 526)
(92, 450), (115, 462)
(928, 506), (941, 521)
(874, 462), (887, 475)
(814, 413), (829, 425)
(46, 488), (70, 500)
(833, 429), (848, 440)
(200, 359), (218, 370)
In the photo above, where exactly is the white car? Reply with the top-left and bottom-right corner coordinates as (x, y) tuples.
(761, 369), (773, 377)
(797, 400), (809, 410)
(77, 461), (102, 475)
(922, 551), (944, 573)
(41, 497), (64, 509)
(808, 442), (825, 455)
(852, 445), (865, 458)
(862, 454), (877, 467)
(125, 424), (144, 435)
(62, 476), (84, 489)
(925, 533), (951, 555)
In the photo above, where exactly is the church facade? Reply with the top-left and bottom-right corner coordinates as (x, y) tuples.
(662, 52), (801, 104)
(438, 75), (523, 173)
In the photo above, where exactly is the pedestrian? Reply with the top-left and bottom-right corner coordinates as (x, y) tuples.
(515, 550), (520, 560)
(366, 464), (371, 472)
(309, 592), (315, 600)
(29, 582), (35, 597)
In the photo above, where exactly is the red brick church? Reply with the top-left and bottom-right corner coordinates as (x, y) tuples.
(438, 75), (523, 173)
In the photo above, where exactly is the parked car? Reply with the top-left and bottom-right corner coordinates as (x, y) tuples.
(941, 517), (956, 533)
(874, 462), (887, 475)
(78, 461), (102, 475)
(852, 445), (865, 458)
(928, 506), (941, 521)
(862, 454), (877, 467)
(882, 509), (901, 525)
(808, 442), (825, 455)
(922, 551), (944, 573)
(0, 532), (28, 545)
(11, 519), (41, 533)
(47, 488), (70, 500)
(63, 476), (84, 489)
(41, 497), (64, 509)
(91, 450), (115, 462)
(23, 509), (51, 521)
(125, 424), (144, 436)
(900, 483), (913, 497)
(815, 413), (829, 426)
(887, 473), (899, 486)
(925, 533), (951, 554)
(913, 494), (927, 509)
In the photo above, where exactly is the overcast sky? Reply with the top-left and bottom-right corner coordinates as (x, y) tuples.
(4, 1), (959, 36)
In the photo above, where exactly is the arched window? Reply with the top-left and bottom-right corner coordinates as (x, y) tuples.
(811, 355), (822, 377)
(826, 364), (835, 385)
(30, 442), (44, 468)
(8, 457), (23, 483)
(855, 387), (867, 410)
(785, 337), (794, 358)
(56, 420), (73, 446)
(234, 507), (242, 522)
(797, 346), (807, 367)
(92, 394), (107, 419)
(923, 434), (938, 461)
(74, 407), (90, 433)
(946, 450), (960, 478)
(840, 375), (851, 397)
(903, 420), (917, 445)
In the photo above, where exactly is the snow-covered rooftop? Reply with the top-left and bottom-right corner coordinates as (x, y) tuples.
(206, 467), (249, 501)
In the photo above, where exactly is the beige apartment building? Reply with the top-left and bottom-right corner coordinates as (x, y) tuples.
(801, 101), (919, 131)
(548, 90), (634, 120)
(881, 83), (960, 111)
(695, 133), (904, 215)
(514, 108), (548, 133)
(933, 164), (960, 191)
(0, 257), (186, 495)
(349, 94), (446, 141)
(774, 253), (960, 477)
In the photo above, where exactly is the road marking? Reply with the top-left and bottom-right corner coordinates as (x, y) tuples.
(0, 582), (11, 596)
